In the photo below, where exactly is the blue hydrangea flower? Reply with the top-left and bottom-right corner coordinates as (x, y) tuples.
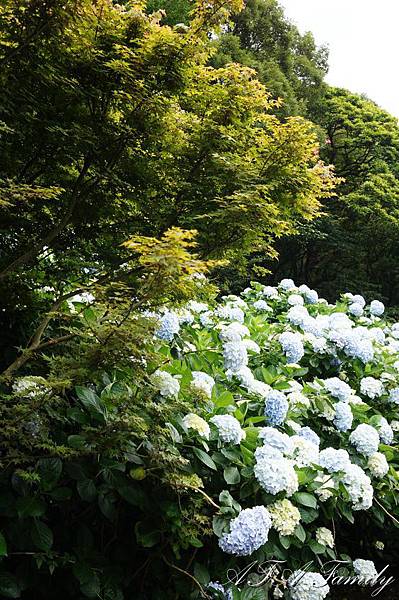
(298, 285), (319, 304)
(344, 337), (374, 363)
(333, 402), (353, 432)
(155, 311), (180, 341)
(352, 294), (366, 308)
(370, 300), (385, 316)
(258, 427), (293, 453)
(348, 303), (363, 317)
(298, 426), (320, 447)
(377, 418), (394, 445)
(254, 457), (298, 496)
(279, 278), (296, 291)
(218, 506), (272, 556)
(208, 582), (233, 600)
(349, 424), (380, 456)
(388, 387), (399, 404)
(319, 448), (351, 473)
(324, 377), (352, 402)
(279, 331), (304, 364)
(264, 390), (289, 426)
(210, 415), (245, 445)
(223, 342), (248, 372)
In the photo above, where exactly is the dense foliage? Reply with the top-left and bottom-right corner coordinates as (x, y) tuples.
(3, 278), (399, 598)
(2, 0), (399, 598)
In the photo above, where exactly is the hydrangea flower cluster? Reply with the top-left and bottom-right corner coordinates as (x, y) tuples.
(210, 415), (245, 445)
(155, 311), (180, 341)
(148, 278), (399, 596)
(287, 571), (329, 600)
(353, 559), (378, 584)
(264, 390), (289, 426)
(279, 331), (304, 364)
(218, 506), (271, 556)
(268, 499), (301, 536)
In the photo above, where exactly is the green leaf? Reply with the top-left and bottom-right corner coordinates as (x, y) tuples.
(294, 523), (306, 542)
(309, 540), (326, 555)
(223, 466), (240, 485)
(293, 492), (317, 509)
(192, 447), (217, 470)
(279, 534), (291, 549)
(135, 522), (161, 548)
(193, 563), (210, 586)
(0, 533), (7, 557)
(75, 386), (106, 420)
(16, 496), (46, 518)
(31, 520), (53, 551)
(77, 480), (97, 502)
(37, 458), (62, 490)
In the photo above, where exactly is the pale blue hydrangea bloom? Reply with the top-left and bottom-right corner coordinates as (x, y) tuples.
(286, 305), (309, 327)
(208, 582), (233, 600)
(298, 284), (319, 304)
(264, 390), (289, 426)
(288, 294), (304, 306)
(155, 311), (180, 341)
(388, 387), (399, 404)
(377, 418), (394, 445)
(324, 377), (352, 402)
(253, 299), (271, 312)
(223, 342), (248, 372)
(298, 426), (320, 447)
(191, 371), (215, 398)
(258, 427), (293, 453)
(254, 445), (284, 461)
(288, 571), (329, 600)
(279, 331), (304, 364)
(215, 304), (245, 323)
(344, 336), (374, 363)
(187, 300), (209, 313)
(319, 448), (351, 473)
(349, 303), (364, 317)
(218, 506), (272, 556)
(262, 285), (279, 299)
(210, 415), (245, 445)
(279, 278), (296, 291)
(349, 424), (380, 456)
(342, 464), (373, 510)
(333, 402), (353, 432)
(254, 456), (298, 496)
(370, 300), (385, 316)
(353, 559), (378, 583)
(360, 376), (384, 399)
(219, 322), (249, 342)
(352, 294), (366, 308)
(199, 311), (214, 327)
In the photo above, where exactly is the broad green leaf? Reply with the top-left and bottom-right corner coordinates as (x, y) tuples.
(192, 447), (217, 470)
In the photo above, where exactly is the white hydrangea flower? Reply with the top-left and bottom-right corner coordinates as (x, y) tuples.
(262, 286), (279, 299)
(367, 452), (389, 478)
(253, 299), (272, 312)
(288, 294), (304, 306)
(254, 456), (298, 496)
(287, 391), (310, 408)
(210, 415), (245, 445)
(370, 300), (385, 316)
(191, 371), (215, 398)
(288, 435), (319, 468)
(324, 377), (353, 402)
(182, 414), (210, 439)
(319, 448), (351, 473)
(150, 370), (180, 397)
(342, 463), (373, 510)
(353, 559), (378, 584)
(258, 427), (293, 454)
(315, 527), (334, 548)
(223, 341), (248, 372)
(349, 424), (380, 456)
(359, 377), (385, 399)
(242, 338), (260, 354)
(269, 499), (301, 536)
(279, 278), (296, 291)
(187, 300), (209, 313)
(288, 571), (329, 600)
(219, 322), (250, 342)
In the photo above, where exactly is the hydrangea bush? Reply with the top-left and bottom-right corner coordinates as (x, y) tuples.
(146, 279), (399, 598)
